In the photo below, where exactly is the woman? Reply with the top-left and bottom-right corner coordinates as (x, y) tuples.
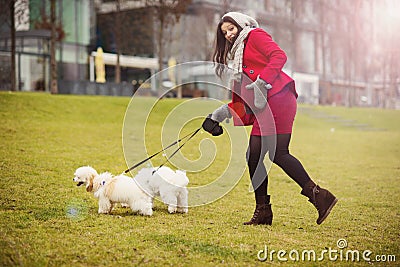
(206, 12), (337, 225)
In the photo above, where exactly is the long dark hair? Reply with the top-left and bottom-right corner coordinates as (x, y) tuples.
(212, 16), (243, 78)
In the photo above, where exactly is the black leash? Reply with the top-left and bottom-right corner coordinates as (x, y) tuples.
(124, 126), (202, 174)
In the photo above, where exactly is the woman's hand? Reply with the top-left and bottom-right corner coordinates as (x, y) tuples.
(245, 75), (272, 109)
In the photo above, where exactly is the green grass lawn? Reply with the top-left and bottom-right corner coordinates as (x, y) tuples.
(0, 92), (399, 266)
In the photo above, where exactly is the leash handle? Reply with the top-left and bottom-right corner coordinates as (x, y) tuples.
(124, 127), (201, 173)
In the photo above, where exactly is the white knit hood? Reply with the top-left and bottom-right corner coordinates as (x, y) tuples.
(222, 12), (259, 29)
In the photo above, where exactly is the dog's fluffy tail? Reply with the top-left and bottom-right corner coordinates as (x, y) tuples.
(153, 166), (189, 187)
(175, 170), (189, 187)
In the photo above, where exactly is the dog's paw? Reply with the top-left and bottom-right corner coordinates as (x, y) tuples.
(177, 207), (188, 213)
(98, 209), (110, 214)
(168, 206), (177, 214)
(140, 208), (153, 216)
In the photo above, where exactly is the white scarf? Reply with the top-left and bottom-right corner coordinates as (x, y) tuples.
(228, 26), (254, 81)
(222, 12), (259, 81)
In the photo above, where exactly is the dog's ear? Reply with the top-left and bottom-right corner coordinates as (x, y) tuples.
(86, 174), (95, 192)
(86, 183), (93, 192)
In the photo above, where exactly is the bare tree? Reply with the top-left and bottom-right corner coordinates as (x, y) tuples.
(104, 0), (125, 83)
(96, 1), (155, 84)
(50, 0), (57, 93)
(220, 0), (233, 14)
(145, 0), (192, 94)
(114, 0), (122, 83)
(2, 0), (29, 91)
(32, 0), (65, 93)
(9, 0), (16, 91)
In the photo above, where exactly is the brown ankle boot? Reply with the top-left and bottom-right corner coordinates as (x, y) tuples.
(301, 181), (338, 225)
(244, 195), (273, 225)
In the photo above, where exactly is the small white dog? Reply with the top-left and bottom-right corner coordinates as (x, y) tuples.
(134, 166), (189, 214)
(73, 166), (153, 216)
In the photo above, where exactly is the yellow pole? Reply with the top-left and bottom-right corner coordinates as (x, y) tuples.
(95, 47), (106, 83)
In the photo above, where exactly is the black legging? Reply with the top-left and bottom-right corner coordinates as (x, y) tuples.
(246, 134), (311, 198)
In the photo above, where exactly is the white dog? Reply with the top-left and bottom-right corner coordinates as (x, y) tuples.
(134, 166), (189, 214)
(73, 166), (153, 216)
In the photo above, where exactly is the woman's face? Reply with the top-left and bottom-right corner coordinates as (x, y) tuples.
(221, 22), (238, 43)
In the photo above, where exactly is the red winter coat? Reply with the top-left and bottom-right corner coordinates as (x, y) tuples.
(228, 28), (297, 127)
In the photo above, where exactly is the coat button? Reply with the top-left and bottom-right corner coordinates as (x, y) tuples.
(242, 65), (247, 68)
(249, 70), (254, 74)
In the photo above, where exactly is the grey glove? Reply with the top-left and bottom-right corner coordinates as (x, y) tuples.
(210, 104), (232, 123)
(245, 75), (272, 109)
